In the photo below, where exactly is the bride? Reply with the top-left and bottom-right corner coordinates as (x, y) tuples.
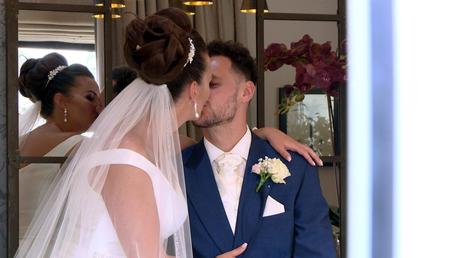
(16, 8), (209, 258)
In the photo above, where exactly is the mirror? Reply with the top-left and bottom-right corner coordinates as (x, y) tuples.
(18, 10), (98, 114)
(261, 14), (343, 257)
(19, 0), (94, 5)
(267, 0), (338, 15)
(8, 1), (346, 256)
(18, 9), (99, 152)
(263, 20), (339, 128)
(17, 9), (100, 242)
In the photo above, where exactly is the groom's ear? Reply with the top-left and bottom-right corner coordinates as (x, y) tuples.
(241, 80), (255, 103)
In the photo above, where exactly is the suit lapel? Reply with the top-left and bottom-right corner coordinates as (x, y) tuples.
(185, 141), (234, 252)
(233, 134), (272, 246)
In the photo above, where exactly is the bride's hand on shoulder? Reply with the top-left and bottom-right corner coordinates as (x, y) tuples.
(252, 127), (323, 166)
(216, 243), (247, 258)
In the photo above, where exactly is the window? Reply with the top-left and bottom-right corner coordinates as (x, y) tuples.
(18, 47), (97, 114)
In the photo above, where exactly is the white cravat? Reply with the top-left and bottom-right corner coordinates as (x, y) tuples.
(213, 153), (245, 233)
(204, 127), (252, 234)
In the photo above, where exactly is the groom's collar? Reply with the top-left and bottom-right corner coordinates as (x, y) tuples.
(203, 126), (251, 163)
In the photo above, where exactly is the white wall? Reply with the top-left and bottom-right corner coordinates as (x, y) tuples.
(393, 1), (460, 257)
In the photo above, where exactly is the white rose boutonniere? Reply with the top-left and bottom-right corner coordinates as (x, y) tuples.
(252, 156), (291, 192)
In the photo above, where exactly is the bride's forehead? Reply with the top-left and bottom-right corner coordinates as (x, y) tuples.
(70, 76), (100, 92)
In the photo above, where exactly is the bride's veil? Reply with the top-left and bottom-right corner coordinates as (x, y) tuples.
(15, 78), (193, 257)
(18, 101), (45, 150)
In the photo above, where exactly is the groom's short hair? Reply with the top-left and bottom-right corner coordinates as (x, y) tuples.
(207, 40), (257, 84)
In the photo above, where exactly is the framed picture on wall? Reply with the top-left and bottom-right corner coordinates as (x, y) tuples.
(279, 88), (335, 157)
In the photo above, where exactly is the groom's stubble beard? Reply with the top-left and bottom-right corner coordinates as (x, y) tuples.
(193, 91), (238, 128)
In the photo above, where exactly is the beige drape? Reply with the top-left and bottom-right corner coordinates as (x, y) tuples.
(96, 0), (169, 96)
(18, 10), (95, 44)
(110, 0), (170, 66)
(109, 0), (249, 68)
(193, 0), (248, 44)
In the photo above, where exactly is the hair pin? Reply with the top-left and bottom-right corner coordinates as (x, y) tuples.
(45, 65), (67, 88)
(184, 38), (195, 67)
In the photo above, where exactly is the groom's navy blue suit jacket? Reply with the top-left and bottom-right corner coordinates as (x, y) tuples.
(182, 134), (336, 258)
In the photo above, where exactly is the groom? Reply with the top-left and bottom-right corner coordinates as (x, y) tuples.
(182, 41), (336, 258)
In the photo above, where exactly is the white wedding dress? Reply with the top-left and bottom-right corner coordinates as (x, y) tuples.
(63, 148), (188, 257)
(19, 135), (83, 240)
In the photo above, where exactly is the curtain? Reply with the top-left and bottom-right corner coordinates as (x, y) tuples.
(110, 0), (170, 67)
(193, 0), (248, 44)
(18, 11), (95, 44)
(95, 0), (169, 97)
(17, 0), (97, 44)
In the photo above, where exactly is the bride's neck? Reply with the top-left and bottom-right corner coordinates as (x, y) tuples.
(174, 99), (191, 128)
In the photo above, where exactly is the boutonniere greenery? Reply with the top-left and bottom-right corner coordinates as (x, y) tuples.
(252, 156), (291, 192)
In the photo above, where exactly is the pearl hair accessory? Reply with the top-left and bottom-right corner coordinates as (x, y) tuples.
(184, 38), (195, 67)
(45, 65), (67, 88)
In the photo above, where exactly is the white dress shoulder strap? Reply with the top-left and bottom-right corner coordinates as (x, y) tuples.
(46, 135), (83, 157)
(82, 148), (160, 178)
(80, 148), (187, 240)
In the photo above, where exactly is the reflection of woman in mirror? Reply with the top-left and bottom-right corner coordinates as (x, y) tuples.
(17, 52), (103, 240)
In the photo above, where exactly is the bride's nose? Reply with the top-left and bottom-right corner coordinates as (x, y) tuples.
(95, 98), (104, 114)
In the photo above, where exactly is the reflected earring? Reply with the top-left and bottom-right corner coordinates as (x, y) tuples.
(64, 107), (68, 123)
(193, 101), (200, 119)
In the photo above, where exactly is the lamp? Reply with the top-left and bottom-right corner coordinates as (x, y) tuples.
(92, 13), (122, 19)
(183, 5), (196, 16)
(94, 0), (126, 9)
(110, 0), (126, 8)
(92, 7), (122, 19)
(93, 0), (125, 19)
(95, 0), (103, 7)
(171, 0), (196, 16)
(240, 0), (269, 13)
(183, 0), (213, 6)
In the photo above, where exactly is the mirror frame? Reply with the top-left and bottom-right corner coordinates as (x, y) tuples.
(253, 1), (347, 256)
(4, 0), (347, 257)
(5, 0), (113, 256)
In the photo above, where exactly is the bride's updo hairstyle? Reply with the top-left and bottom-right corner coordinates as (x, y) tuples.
(124, 7), (207, 100)
(18, 52), (94, 117)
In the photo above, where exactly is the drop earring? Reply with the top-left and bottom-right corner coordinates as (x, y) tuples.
(64, 107), (68, 123)
(193, 101), (200, 119)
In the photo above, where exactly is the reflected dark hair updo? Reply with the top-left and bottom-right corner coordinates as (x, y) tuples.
(18, 52), (94, 117)
(124, 7), (207, 100)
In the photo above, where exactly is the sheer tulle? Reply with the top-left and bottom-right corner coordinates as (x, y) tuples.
(18, 101), (45, 150)
(16, 78), (193, 258)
